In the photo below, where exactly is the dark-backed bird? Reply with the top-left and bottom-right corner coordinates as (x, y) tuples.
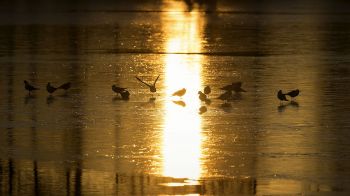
(172, 88), (186, 97)
(204, 85), (211, 95)
(277, 90), (289, 104)
(58, 82), (71, 91)
(217, 91), (232, 102)
(198, 91), (207, 101)
(120, 90), (130, 100)
(135, 75), (159, 93)
(112, 85), (127, 94)
(220, 82), (246, 93)
(46, 82), (58, 94)
(286, 89), (299, 100)
(24, 80), (39, 94)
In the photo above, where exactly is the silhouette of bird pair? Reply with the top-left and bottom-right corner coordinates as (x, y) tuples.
(47, 82), (71, 95)
(277, 89), (300, 104)
(24, 80), (71, 95)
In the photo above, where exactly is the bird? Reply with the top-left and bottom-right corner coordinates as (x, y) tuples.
(217, 91), (232, 102)
(24, 80), (39, 94)
(46, 82), (58, 94)
(204, 85), (211, 95)
(135, 75), (159, 93)
(220, 82), (246, 93)
(172, 100), (186, 107)
(199, 106), (207, 114)
(172, 88), (186, 97)
(58, 82), (71, 91)
(112, 85), (127, 94)
(286, 89), (300, 100)
(277, 90), (289, 104)
(120, 90), (130, 100)
(198, 91), (207, 101)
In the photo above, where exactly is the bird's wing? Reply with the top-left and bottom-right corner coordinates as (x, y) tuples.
(153, 75), (160, 86)
(135, 76), (151, 87)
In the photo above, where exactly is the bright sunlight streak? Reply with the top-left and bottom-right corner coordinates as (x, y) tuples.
(162, 10), (204, 179)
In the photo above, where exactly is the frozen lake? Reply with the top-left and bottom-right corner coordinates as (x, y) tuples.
(1, 0), (350, 195)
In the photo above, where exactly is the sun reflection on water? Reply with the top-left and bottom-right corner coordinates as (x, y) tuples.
(162, 11), (204, 179)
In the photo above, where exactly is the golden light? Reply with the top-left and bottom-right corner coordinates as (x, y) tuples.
(162, 10), (204, 180)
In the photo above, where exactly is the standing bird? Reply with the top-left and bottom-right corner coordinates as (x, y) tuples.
(112, 85), (127, 94)
(277, 90), (289, 105)
(204, 85), (211, 96)
(46, 82), (58, 94)
(198, 91), (207, 101)
(135, 75), (160, 93)
(172, 88), (186, 97)
(24, 80), (39, 94)
(286, 89), (300, 100)
(58, 82), (71, 91)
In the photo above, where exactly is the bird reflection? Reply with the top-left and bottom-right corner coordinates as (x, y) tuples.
(46, 95), (55, 105)
(290, 100), (300, 107)
(149, 97), (156, 103)
(172, 100), (186, 107)
(24, 94), (36, 104)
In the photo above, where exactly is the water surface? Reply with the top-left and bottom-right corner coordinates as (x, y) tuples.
(1, 0), (350, 195)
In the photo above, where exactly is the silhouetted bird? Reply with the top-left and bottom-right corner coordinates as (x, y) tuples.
(199, 106), (207, 114)
(204, 85), (211, 95)
(172, 88), (186, 97)
(135, 75), (159, 93)
(46, 82), (58, 94)
(277, 90), (288, 104)
(58, 82), (71, 91)
(217, 91), (232, 102)
(24, 80), (39, 94)
(120, 90), (130, 100)
(220, 82), (246, 93)
(198, 91), (207, 101)
(112, 85), (127, 94)
(286, 89), (300, 100)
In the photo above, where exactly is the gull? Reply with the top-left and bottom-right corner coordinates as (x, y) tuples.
(24, 80), (39, 94)
(198, 91), (207, 101)
(58, 82), (71, 91)
(204, 85), (211, 95)
(112, 85), (127, 94)
(46, 82), (58, 94)
(172, 88), (186, 97)
(277, 90), (288, 105)
(135, 75), (159, 93)
(220, 82), (246, 93)
(286, 89), (300, 100)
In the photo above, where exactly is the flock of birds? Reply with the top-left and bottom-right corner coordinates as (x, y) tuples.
(24, 76), (300, 112)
